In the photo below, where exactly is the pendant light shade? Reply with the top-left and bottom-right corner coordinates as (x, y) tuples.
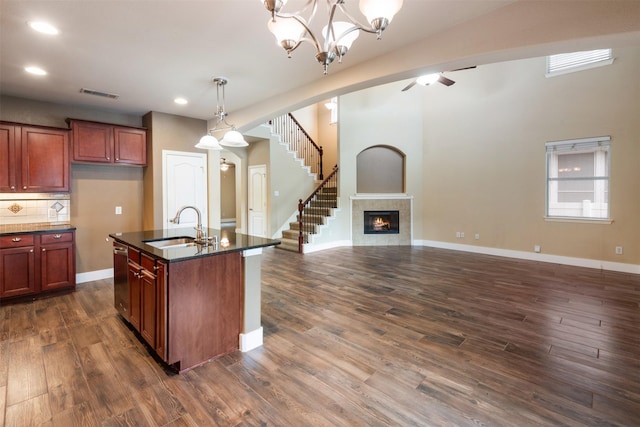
(220, 130), (248, 147)
(195, 134), (223, 150)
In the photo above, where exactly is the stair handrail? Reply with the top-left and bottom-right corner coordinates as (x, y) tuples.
(271, 113), (324, 180)
(297, 165), (339, 253)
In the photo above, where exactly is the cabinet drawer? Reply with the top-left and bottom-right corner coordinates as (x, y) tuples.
(0, 234), (35, 248)
(40, 232), (73, 245)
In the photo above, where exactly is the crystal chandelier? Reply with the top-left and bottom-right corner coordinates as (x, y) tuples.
(261, 0), (403, 74)
(196, 77), (248, 150)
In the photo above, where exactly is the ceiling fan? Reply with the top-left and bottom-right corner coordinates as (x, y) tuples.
(401, 66), (476, 91)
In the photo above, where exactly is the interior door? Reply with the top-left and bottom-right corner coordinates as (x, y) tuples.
(163, 150), (207, 229)
(248, 165), (267, 237)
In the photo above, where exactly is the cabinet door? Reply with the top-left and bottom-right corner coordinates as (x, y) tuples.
(113, 127), (146, 166)
(0, 246), (36, 298)
(0, 124), (18, 192)
(140, 269), (157, 348)
(128, 261), (142, 332)
(40, 243), (75, 291)
(71, 120), (113, 163)
(21, 126), (70, 192)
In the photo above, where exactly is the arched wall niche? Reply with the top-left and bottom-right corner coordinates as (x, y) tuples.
(356, 145), (405, 193)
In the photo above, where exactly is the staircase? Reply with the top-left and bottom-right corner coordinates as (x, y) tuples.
(278, 167), (339, 253)
(269, 113), (339, 253)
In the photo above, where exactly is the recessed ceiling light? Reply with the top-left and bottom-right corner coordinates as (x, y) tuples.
(25, 66), (47, 76)
(174, 97), (188, 105)
(28, 21), (59, 35)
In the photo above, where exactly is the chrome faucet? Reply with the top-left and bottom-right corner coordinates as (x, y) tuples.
(170, 205), (206, 243)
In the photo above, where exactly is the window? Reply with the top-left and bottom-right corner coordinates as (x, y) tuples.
(546, 136), (610, 220)
(546, 49), (613, 77)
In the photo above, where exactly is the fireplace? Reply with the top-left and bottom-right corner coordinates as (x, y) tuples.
(364, 210), (399, 234)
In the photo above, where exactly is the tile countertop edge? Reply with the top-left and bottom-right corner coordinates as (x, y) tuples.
(109, 228), (281, 263)
(0, 223), (76, 235)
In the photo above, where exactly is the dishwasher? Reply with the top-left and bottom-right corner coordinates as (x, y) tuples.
(113, 241), (129, 320)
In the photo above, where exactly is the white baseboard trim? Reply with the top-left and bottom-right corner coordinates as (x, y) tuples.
(240, 327), (263, 352)
(417, 240), (640, 275)
(303, 240), (352, 254)
(76, 268), (114, 284)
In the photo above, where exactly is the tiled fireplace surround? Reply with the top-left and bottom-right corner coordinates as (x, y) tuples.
(351, 195), (412, 246)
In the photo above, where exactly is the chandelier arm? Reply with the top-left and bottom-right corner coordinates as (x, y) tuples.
(335, 2), (380, 35)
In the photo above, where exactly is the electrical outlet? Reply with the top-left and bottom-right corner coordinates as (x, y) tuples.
(456, 232), (461, 238)
(534, 245), (541, 253)
(115, 206), (122, 215)
(460, 232), (465, 238)
(615, 246), (623, 255)
(475, 233), (480, 240)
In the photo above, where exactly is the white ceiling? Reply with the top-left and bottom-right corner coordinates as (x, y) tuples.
(1, 1), (639, 128)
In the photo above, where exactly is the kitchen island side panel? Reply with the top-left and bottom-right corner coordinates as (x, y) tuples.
(167, 252), (242, 372)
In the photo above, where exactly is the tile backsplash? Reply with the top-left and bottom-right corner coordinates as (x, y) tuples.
(0, 193), (71, 225)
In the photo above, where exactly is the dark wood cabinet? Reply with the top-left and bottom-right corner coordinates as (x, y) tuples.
(0, 235), (36, 298)
(0, 122), (70, 192)
(40, 232), (75, 291)
(127, 249), (162, 350)
(0, 124), (18, 192)
(69, 119), (146, 166)
(0, 230), (75, 301)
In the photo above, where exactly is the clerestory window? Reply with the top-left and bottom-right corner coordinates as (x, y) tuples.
(546, 48), (613, 77)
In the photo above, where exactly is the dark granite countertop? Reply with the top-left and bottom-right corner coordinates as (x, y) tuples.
(0, 223), (76, 235)
(109, 228), (280, 262)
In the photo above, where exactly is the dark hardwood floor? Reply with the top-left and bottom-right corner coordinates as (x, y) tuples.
(1, 246), (639, 426)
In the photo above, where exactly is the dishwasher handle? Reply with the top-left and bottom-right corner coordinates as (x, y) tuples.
(113, 247), (128, 256)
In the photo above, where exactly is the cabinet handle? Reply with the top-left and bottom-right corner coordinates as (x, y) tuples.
(12, 237), (21, 242)
(23, 186), (27, 190)
(30, 249), (34, 253)
(115, 158), (119, 161)
(106, 156), (110, 161)
(53, 234), (62, 239)
(42, 248), (46, 252)
(10, 185), (15, 190)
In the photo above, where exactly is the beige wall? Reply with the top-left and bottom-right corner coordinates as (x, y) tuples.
(421, 47), (640, 264)
(142, 111), (208, 229)
(220, 165), (236, 222)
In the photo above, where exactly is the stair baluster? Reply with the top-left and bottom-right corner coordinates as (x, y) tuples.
(271, 113), (324, 180)
(297, 166), (339, 253)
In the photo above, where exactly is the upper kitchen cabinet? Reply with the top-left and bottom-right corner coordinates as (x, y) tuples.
(69, 119), (147, 166)
(0, 122), (70, 193)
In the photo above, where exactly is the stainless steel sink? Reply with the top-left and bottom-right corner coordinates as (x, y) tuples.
(144, 237), (196, 249)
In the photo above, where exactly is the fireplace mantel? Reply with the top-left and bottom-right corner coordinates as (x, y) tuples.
(350, 194), (413, 246)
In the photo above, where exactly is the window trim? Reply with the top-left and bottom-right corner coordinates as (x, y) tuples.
(546, 49), (613, 77)
(545, 136), (611, 221)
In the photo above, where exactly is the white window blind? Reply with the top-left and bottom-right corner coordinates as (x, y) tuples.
(545, 136), (611, 220)
(546, 49), (613, 77)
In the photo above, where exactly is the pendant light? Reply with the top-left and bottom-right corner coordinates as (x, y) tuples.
(196, 77), (248, 150)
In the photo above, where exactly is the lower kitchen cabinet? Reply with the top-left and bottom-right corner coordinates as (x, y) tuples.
(40, 232), (75, 291)
(0, 229), (76, 301)
(0, 238), (36, 298)
(125, 249), (166, 354)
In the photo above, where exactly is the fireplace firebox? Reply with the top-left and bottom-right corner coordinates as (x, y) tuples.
(364, 210), (399, 234)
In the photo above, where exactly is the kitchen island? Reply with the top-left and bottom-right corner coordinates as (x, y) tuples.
(109, 227), (279, 373)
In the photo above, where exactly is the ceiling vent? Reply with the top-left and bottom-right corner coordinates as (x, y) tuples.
(79, 87), (119, 99)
